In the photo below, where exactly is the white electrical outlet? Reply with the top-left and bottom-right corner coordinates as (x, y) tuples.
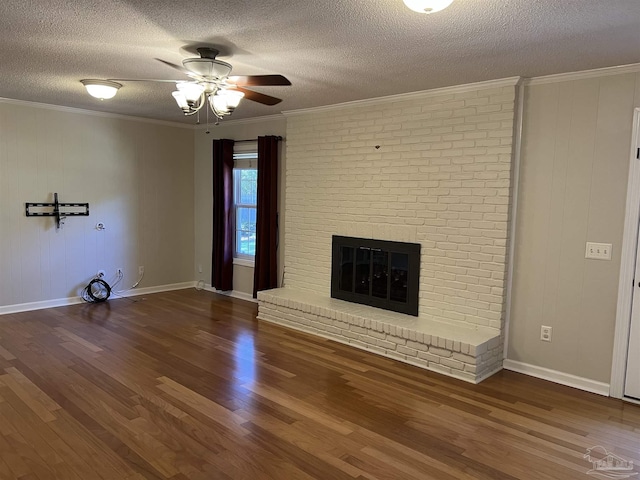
(585, 242), (612, 260)
(138, 266), (145, 275)
(540, 325), (552, 342)
(198, 264), (203, 273)
(97, 269), (106, 278)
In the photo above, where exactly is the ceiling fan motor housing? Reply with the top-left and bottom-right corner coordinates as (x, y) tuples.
(183, 58), (232, 79)
(183, 48), (232, 79)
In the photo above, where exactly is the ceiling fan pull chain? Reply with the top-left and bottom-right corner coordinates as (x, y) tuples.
(205, 102), (211, 134)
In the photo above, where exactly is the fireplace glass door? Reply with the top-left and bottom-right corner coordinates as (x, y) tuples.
(332, 236), (420, 316)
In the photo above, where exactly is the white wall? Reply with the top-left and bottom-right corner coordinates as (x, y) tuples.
(0, 102), (194, 307)
(508, 71), (640, 383)
(193, 117), (287, 296)
(284, 82), (517, 331)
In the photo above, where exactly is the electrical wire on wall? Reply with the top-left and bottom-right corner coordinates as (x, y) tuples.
(108, 268), (145, 303)
(81, 267), (144, 304)
(81, 274), (112, 303)
(115, 268), (143, 293)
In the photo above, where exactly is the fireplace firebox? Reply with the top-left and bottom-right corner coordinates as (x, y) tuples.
(331, 236), (420, 316)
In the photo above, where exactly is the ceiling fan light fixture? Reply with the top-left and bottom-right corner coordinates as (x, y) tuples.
(402, 0), (454, 14)
(80, 79), (121, 100)
(83, 49), (289, 123)
(176, 82), (205, 104)
(207, 89), (245, 118)
(171, 91), (189, 109)
(220, 89), (244, 109)
(183, 58), (233, 79)
(210, 93), (231, 114)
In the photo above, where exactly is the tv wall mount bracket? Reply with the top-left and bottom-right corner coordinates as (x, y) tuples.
(25, 193), (89, 229)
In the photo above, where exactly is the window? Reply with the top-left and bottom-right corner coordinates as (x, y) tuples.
(234, 168), (257, 258)
(233, 144), (258, 263)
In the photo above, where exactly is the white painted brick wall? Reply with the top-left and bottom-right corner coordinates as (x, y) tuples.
(284, 85), (516, 331)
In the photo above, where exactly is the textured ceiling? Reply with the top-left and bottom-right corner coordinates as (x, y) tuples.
(1, 0), (639, 124)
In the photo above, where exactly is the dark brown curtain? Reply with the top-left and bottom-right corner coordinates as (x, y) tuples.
(212, 139), (235, 291)
(253, 136), (280, 297)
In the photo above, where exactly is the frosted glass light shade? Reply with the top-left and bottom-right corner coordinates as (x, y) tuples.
(172, 91), (189, 109)
(81, 79), (121, 99)
(176, 82), (205, 103)
(221, 89), (244, 109)
(210, 94), (230, 113)
(403, 0), (454, 14)
(210, 89), (245, 115)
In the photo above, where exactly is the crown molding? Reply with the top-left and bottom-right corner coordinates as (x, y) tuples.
(0, 97), (194, 129)
(195, 113), (285, 129)
(526, 63), (640, 86)
(283, 77), (522, 117)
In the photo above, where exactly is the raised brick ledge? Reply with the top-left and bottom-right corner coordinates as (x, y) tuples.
(257, 287), (503, 384)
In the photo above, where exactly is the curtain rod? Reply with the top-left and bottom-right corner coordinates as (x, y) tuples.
(233, 136), (283, 143)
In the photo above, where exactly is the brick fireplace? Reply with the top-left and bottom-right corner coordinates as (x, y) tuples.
(258, 79), (518, 383)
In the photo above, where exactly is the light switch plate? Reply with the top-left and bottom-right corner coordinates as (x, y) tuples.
(585, 242), (612, 260)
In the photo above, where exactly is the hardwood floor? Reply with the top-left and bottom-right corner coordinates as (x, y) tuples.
(0, 289), (638, 479)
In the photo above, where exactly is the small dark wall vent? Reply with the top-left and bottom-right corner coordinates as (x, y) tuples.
(331, 236), (420, 316)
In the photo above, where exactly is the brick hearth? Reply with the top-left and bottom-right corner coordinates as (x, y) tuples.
(258, 288), (503, 383)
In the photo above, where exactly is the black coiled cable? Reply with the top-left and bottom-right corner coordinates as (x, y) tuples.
(81, 278), (112, 303)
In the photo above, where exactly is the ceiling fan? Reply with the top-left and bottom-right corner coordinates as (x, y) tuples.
(81, 47), (291, 123)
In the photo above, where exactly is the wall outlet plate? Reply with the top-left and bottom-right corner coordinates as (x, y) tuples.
(585, 242), (612, 260)
(540, 325), (552, 342)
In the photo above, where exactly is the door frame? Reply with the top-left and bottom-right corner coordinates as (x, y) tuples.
(611, 107), (640, 399)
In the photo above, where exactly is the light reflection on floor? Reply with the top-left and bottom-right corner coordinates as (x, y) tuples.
(234, 332), (256, 387)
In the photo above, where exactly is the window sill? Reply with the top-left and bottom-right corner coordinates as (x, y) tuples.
(233, 258), (255, 268)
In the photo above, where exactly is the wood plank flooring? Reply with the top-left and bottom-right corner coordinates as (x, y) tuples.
(0, 288), (638, 479)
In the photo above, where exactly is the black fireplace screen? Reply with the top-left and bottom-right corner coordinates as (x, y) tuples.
(331, 236), (420, 316)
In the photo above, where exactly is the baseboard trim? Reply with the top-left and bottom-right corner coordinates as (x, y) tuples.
(200, 284), (258, 303)
(503, 359), (610, 396)
(228, 290), (257, 303)
(0, 296), (84, 315)
(116, 282), (197, 298)
(0, 281), (197, 316)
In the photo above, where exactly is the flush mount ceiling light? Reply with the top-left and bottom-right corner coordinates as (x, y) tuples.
(79, 47), (291, 124)
(403, 0), (454, 14)
(80, 79), (122, 100)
